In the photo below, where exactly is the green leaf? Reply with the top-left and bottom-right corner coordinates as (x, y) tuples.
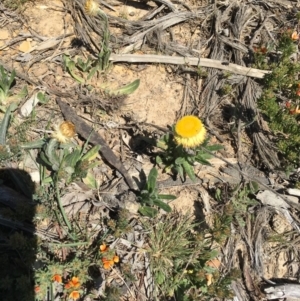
(249, 181), (259, 193)
(77, 57), (92, 72)
(16, 85), (28, 99)
(156, 139), (168, 150)
(204, 144), (223, 152)
(7, 69), (16, 90)
(42, 176), (53, 184)
(39, 152), (52, 167)
(175, 157), (185, 165)
(215, 188), (222, 202)
(138, 190), (152, 205)
(81, 145), (101, 161)
(195, 155), (212, 166)
(0, 66), (15, 94)
(153, 199), (172, 212)
(113, 79), (140, 95)
(63, 54), (85, 83)
(158, 194), (177, 200)
(208, 249), (219, 260)
(156, 270), (165, 285)
(138, 206), (158, 217)
(21, 139), (46, 149)
(64, 149), (81, 168)
(182, 161), (196, 181)
(196, 152), (212, 160)
(82, 171), (98, 189)
(87, 66), (98, 80)
(65, 166), (75, 174)
(45, 139), (59, 165)
(52, 163), (60, 171)
(147, 167), (158, 193)
(176, 164), (184, 181)
(0, 103), (16, 145)
(156, 155), (163, 165)
(37, 92), (49, 104)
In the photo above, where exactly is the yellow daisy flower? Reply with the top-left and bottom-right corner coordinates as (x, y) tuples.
(174, 116), (206, 148)
(84, 0), (99, 16)
(52, 121), (76, 143)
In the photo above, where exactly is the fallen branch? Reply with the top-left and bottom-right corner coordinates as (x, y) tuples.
(109, 54), (271, 78)
(264, 284), (300, 299)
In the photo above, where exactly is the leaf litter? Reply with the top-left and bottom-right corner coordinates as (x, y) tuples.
(1, 0), (300, 300)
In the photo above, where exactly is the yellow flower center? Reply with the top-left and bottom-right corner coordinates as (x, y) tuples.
(175, 116), (203, 138)
(59, 121), (76, 138)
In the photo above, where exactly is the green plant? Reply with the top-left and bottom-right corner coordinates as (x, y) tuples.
(0, 103), (21, 160)
(2, 0), (30, 10)
(103, 286), (122, 301)
(0, 66), (16, 105)
(0, 65), (28, 112)
(230, 182), (259, 227)
(144, 211), (234, 300)
(254, 28), (300, 164)
(107, 208), (132, 237)
(137, 167), (176, 217)
(211, 182), (259, 240)
(219, 83), (233, 96)
(156, 133), (223, 181)
(65, 2), (111, 79)
(197, 67), (208, 78)
(39, 139), (100, 185)
(38, 138), (101, 234)
(63, 54), (140, 94)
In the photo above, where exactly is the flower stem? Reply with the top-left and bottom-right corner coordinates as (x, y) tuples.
(55, 183), (72, 232)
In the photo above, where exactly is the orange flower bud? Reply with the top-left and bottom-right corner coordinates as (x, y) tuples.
(113, 255), (119, 263)
(292, 31), (299, 40)
(100, 243), (109, 252)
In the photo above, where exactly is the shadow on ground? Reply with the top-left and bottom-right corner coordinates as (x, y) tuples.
(0, 168), (37, 301)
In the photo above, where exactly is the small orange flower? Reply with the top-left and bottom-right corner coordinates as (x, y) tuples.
(34, 286), (40, 293)
(65, 276), (81, 289)
(100, 243), (109, 252)
(113, 255), (119, 263)
(52, 274), (62, 283)
(205, 259), (221, 286)
(69, 290), (80, 300)
(70, 276), (80, 288)
(253, 46), (267, 54)
(289, 106), (300, 114)
(292, 31), (299, 40)
(102, 258), (114, 269)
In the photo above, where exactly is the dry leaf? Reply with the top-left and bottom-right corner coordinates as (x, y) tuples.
(19, 40), (32, 53)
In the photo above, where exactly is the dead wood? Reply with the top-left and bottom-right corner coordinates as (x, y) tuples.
(264, 284), (300, 299)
